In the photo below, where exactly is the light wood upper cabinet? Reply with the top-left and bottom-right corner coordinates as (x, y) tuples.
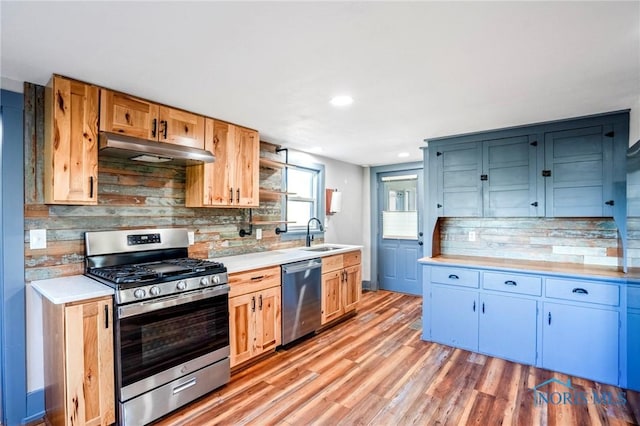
(186, 118), (259, 208)
(42, 296), (115, 426)
(44, 75), (99, 205)
(99, 89), (205, 149)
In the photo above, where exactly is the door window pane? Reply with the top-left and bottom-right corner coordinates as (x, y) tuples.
(381, 175), (418, 239)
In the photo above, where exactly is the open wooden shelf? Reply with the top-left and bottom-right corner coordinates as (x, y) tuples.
(259, 157), (305, 171)
(250, 220), (296, 225)
(259, 188), (296, 199)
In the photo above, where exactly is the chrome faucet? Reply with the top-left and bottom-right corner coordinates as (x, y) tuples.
(306, 217), (324, 247)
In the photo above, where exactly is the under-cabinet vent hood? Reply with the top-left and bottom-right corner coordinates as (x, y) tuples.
(98, 132), (215, 165)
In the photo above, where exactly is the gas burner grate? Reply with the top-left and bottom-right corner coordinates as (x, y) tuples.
(89, 265), (159, 284)
(164, 258), (225, 273)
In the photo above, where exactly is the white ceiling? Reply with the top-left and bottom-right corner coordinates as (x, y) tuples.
(1, 1), (639, 166)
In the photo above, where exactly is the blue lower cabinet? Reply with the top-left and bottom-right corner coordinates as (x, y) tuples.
(479, 294), (537, 365)
(627, 312), (640, 390)
(430, 286), (478, 351)
(542, 302), (619, 385)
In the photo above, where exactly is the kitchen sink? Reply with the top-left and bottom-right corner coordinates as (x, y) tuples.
(300, 245), (342, 252)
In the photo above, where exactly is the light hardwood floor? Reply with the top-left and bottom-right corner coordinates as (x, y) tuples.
(151, 290), (639, 425)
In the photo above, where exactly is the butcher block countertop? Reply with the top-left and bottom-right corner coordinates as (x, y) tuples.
(419, 255), (628, 282)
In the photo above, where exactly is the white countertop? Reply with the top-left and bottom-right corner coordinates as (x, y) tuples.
(30, 244), (362, 304)
(31, 275), (114, 304)
(211, 244), (363, 274)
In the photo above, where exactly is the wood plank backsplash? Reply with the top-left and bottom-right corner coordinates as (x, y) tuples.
(23, 83), (305, 282)
(439, 217), (621, 267)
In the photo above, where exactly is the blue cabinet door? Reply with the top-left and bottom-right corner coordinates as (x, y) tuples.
(544, 125), (614, 217)
(542, 302), (619, 385)
(430, 285), (478, 351)
(627, 312), (640, 390)
(434, 142), (483, 217)
(479, 293), (537, 365)
(482, 135), (543, 217)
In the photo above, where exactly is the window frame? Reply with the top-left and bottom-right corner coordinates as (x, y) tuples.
(282, 162), (325, 239)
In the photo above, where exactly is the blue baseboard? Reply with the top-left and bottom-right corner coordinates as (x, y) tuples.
(22, 389), (44, 424)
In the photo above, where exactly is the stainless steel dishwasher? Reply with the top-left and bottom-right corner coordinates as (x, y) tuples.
(281, 258), (322, 346)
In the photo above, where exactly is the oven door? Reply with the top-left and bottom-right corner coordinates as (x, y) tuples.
(116, 285), (230, 402)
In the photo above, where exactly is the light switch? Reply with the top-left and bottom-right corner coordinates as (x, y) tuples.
(188, 231), (195, 245)
(30, 229), (47, 250)
(256, 229), (262, 240)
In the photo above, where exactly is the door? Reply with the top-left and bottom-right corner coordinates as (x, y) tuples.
(321, 271), (343, 324)
(233, 127), (260, 207)
(343, 265), (362, 312)
(158, 106), (205, 149)
(229, 292), (254, 367)
(255, 287), (281, 354)
(99, 89), (159, 140)
(377, 170), (423, 295)
(434, 142), (483, 217)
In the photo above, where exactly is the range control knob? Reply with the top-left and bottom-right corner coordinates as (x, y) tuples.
(133, 289), (146, 299)
(149, 286), (160, 296)
(212, 275), (221, 285)
(176, 280), (187, 291)
(200, 277), (210, 286)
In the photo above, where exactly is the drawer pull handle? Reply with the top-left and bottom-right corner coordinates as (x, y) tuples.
(173, 377), (197, 395)
(504, 280), (517, 286)
(448, 274), (459, 280)
(250, 275), (265, 281)
(572, 288), (589, 295)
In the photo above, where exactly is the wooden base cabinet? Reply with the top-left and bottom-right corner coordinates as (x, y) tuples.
(228, 266), (281, 368)
(321, 251), (362, 325)
(42, 296), (115, 426)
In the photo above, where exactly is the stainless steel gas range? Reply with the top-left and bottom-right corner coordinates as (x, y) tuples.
(85, 228), (230, 425)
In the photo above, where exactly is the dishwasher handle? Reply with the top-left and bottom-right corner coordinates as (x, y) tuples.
(282, 259), (322, 274)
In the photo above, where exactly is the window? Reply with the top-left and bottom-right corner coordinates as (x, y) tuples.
(286, 164), (324, 232)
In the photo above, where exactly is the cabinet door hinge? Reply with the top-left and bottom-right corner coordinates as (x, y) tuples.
(530, 141), (538, 147)
(542, 170), (551, 177)
(480, 174), (488, 181)
(531, 201), (538, 207)
(605, 131), (615, 138)
(605, 200), (615, 206)
(436, 151), (442, 156)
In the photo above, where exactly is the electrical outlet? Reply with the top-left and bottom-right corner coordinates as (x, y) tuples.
(188, 231), (195, 245)
(256, 229), (262, 240)
(468, 231), (476, 242)
(30, 229), (47, 250)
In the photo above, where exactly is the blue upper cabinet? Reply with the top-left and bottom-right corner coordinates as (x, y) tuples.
(426, 111), (628, 220)
(434, 142), (483, 217)
(483, 135), (543, 217)
(544, 125), (614, 217)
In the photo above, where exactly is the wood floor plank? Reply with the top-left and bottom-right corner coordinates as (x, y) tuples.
(148, 290), (639, 426)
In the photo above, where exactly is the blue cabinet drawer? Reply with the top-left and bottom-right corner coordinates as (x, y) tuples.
(483, 272), (541, 296)
(431, 266), (479, 288)
(629, 285), (640, 310)
(545, 278), (619, 306)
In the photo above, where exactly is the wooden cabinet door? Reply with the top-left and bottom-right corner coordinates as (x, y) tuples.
(542, 302), (619, 384)
(158, 106), (205, 149)
(232, 127), (260, 207)
(45, 76), (99, 205)
(479, 293), (537, 365)
(544, 125), (614, 217)
(64, 297), (115, 426)
(434, 141), (483, 217)
(229, 293), (256, 368)
(255, 286), (281, 356)
(343, 265), (361, 313)
(430, 286), (479, 351)
(99, 89), (159, 140)
(482, 135), (542, 217)
(322, 271), (344, 324)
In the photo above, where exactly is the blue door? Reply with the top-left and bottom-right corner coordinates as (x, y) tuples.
(377, 170), (423, 295)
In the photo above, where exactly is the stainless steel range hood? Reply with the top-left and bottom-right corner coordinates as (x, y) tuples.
(99, 132), (215, 165)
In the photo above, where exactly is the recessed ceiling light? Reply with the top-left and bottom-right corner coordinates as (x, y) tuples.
(398, 152), (410, 158)
(330, 95), (353, 107)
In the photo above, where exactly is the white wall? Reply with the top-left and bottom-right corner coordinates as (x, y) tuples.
(288, 150), (369, 280)
(26, 286), (43, 391)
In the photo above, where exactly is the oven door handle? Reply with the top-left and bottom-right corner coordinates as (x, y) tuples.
(118, 284), (230, 319)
